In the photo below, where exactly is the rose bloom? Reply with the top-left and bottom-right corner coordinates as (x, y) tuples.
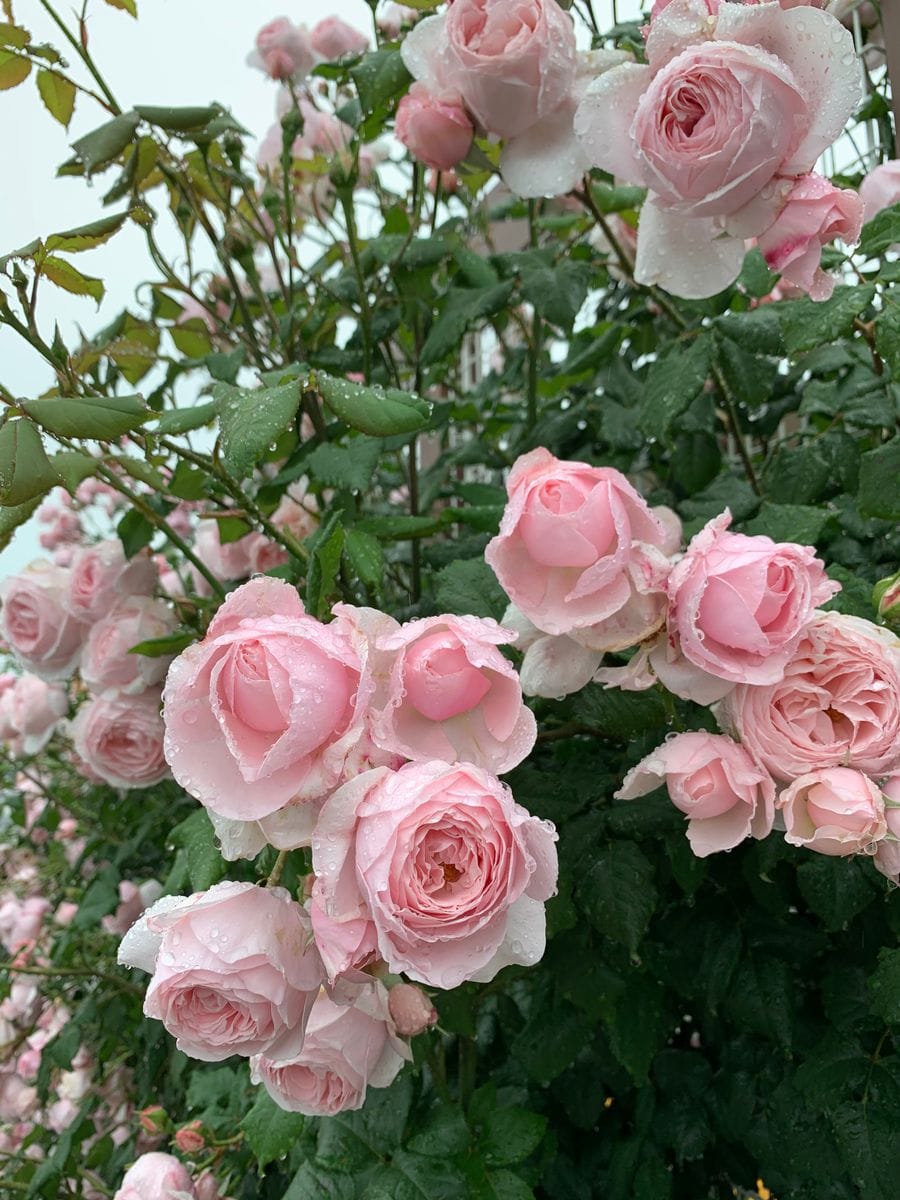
(0, 895), (50, 955)
(402, 0), (577, 140)
(247, 17), (316, 81)
(192, 522), (288, 592)
(0, 561), (86, 680)
(251, 984), (409, 1116)
(372, 614), (536, 774)
(102, 879), (163, 937)
(0, 674), (67, 755)
(310, 16), (369, 59)
(71, 692), (169, 790)
(65, 540), (157, 624)
(575, 0), (861, 297)
(666, 510), (839, 685)
(501, 603), (602, 700)
(309, 884), (380, 987)
(81, 596), (176, 698)
(395, 83), (474, 172)
(378, 3), (418, 38)
(778, 767), (887, 857)
(724, 613), (900, 782)
(312, 760), (558, 989)
(758, 174), (863, 300)
(617, 731), (775, 856)
(163, 577), (370, 822)
(485, 448), (674, 645)
(113, 1152), (196, 1200)
(118, 881), (325, 1063)
(859, 159), (900, 222)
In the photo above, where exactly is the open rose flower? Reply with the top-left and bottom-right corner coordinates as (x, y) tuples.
(372, 614), (536, 774)
(0, 674), (67, 755)
(113, 1152), (196, 1200)
(65, 540), (157, 624)
(574, 0), (861, 297)
(666, 510), (839, 685)
(247, 18), (316, 81)
(616, 731), (775, 856)
(118, 881), (325, 1063)
(0, 561), (86, 680)
(310, 16), (369, 60)
(724, 613), (900, 782)
(859, 159), (900, 222)
(251, 983), (409, 1116)
(485, 449), (674, 647)
(81, 596), (176, 698)
(312, 760), (558, 989)
(777, 767), (886, 856)
(163, 578), (370, 823)
(71, 692), (168, 790)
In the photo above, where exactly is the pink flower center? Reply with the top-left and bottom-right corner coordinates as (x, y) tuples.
(403, 631), (491, 721)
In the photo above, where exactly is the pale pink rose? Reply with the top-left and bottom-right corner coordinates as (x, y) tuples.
(395, 84), (474, 172)
(250, 984), (409, 1116)
(372, 614), (536, 773)
(65, 541), (157, 624)
(777, 767), (887, 856)
(0, 896), (50, 954)
(312, 761), (558, 988)
(271, 490), (318, 544)
(310, 16), (369, 59)
(113, 1152), (196, 1200)
(0, 1072), (38, 1123)
(859, 159), (900, 222)
(501, 604), (602, 700)
(485, 448), (673, 643)
(81, 597), (176, 698)
(192, 522), (287, 589)
(102, 880), (163, 937)
(666, 510), (839, 685)
(248, 17), (316, 81)
(55, 901), (78, 926)
(402, 0), (577, 139)
(71, 692), (169, 790)
(0, 674), (67, 755)
(388, 983), (438, 1036)
(0, 561), (86, 680)
(874, 793), (900, 883)
(294, 98), (355, 158)
(378, 3), (418, 38)
(118, 881), (325, 1063)
(724, 613), (900, 782)
(162, 578), (371, 822)
(616, 731), (775, 856)
(758, 173), (863, 300)
(575, 0), (861, 297)
(309, 885), (379, 987)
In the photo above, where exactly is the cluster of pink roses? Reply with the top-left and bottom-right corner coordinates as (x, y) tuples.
(248, 15), (369, 83)
(486, 447), (900, 869)
(113, 1152), (231, 1200)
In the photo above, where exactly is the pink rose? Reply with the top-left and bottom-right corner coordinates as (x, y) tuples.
(0, 674), (67, 755)
(250, 984), (409, 1116)
(874, 782), (900, 882)
(388, 983), (438, 1037)
(81, 597), (176, 698)
(192, 522), (287, 591)
(65, 540), (157, 624)
(395, 84), (474, 172)
(575, 1), (861, 297)
(310, 16), (369, 59)
(777, 767), (887, 856)
(162, 578), (370, 822)
(616, 731), (775, 856)
(71, 692), (169, 790)
(309, 885), (379, 987)
(402, 0), (577, 139)
(757, 173), (863, 300)
(0, 561), (86, 680)
(0, 896), (49, 954)
(485, 448), (673, 644)
(174, 1121), (205, 1154)
(724, 613), (900, 782)
(248, 17), (316, 81)
(378, 3), (418, 38)
(118, 881), (325, 1063)
(666, 510), (839, 685)
(312, 761), (558, 988)
(859, 159), (900, 222)
(102, 880), (163, 937)
(113, 1152), (196, 1200)
(372, 614), (536, 774)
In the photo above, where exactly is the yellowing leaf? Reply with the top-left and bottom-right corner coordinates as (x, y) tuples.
(36, 68), (75, 127)
(40, 256), (105, 304)
(0, 47), (29, 89)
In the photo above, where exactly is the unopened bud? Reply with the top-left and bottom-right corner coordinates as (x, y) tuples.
(388, 983), (438, 1037)
(875, 570), (900, 630)
(174, 1119), (206, 1154)
(138, 1105), (168, 1134)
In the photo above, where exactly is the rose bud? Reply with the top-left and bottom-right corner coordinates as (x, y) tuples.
(388, 984), (438, 1037)
(875, 569), (900, 631)
(395, 84), (474, 172)
(137, 1106), (168, 1135)
(174, 1120), (205, 1154)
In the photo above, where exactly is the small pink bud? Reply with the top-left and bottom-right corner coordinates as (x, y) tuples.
(138, 1105), (168, 1134)
(174, 1119), (206, 1154)
(388, 983), (438, 1037)
(876, 570), (900, 631)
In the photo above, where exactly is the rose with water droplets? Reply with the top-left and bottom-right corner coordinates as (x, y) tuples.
(777, 767), (887, 857)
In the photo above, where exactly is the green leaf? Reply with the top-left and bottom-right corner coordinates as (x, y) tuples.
(742, 502), (835, 545)
(40, 255), (104, 303)
(344, 526), (384, 589)
(351, 48), (411, 113)
(573, 685), (667, 739)
(104, 0), (137, 13)
(36, 68), (75, 126)
(240, 1090), (305, 1167)
(640, 335), (711, 440)
(0, 418), (60, 505)
(858, 439), (900, 519)
(876, 303), (900, 378)
(129, 630), (193, 658)
(520, 260), (591, 332)
(72, 865), (119, 928)
(214, 380), (301, 479)
(868, 948), (900, 1024)
(356, 513), (441, 540)
(726, 955), (793, 1048)
(24, 394), (148, 440)
(832, 1100), (900, 1200)
(67, 110), (140, 175)
(0, 24), (30, 48)
(306, 438), (382, 491)
(306, 516), (344, 619)
(111, 454), (166, 491)
(421, 282), (515, 365)
(133, 103), (221, 132)
(169, 809), (227, 892)
(45, 212), (127, 253)
(434, 558), (508, 620)
(797, 856), (876, 932)
(152, 401), (218, 435)
(479, 1108), (547, 1166)
(859, 201), (900, 258)
(317, 372), (431, 437)
(116, 508), (154, 557)
(578, 842), (657, 953)
(588, 181), (646, 213)
(609, 977), (668, 1082)
(0, 496), (40, 551)
(0, 47), (29, 89)
(50, 449), (95, 494)
(283, 1165), (356, 1200)
(774, 284), (876, 354)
